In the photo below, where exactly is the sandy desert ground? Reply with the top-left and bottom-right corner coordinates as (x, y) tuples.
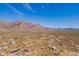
(0, 30), (79, 56)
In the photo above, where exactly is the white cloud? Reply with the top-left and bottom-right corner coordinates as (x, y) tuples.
(5, 3), (23, 16)
(22, 3), (36, 13)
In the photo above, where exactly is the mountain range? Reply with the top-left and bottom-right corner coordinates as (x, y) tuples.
(0, 20), (79, 32)
(0, 20), (53, 32)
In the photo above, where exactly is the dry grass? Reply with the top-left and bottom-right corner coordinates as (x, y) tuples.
(0, 30), (79, 56)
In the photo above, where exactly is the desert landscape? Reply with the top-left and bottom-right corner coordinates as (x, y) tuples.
(0, 20), (79, 56)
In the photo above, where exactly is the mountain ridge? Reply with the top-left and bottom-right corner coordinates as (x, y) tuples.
(0, 20), (52, 32)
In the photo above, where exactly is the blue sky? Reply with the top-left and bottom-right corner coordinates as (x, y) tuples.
(0, 3), (79, 28)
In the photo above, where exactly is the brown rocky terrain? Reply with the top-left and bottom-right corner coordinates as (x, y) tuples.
(0, 20), (79, 56)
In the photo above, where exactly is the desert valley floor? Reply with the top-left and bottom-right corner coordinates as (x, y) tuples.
(0, 30), (79, 56)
